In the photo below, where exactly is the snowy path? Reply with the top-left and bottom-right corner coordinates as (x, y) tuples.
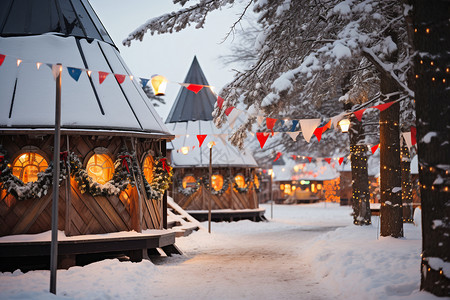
(149, 223), (340, 300)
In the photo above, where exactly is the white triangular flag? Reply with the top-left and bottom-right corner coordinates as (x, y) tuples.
(402, 132), (412, 150)
(286, 131), (301, 141)
(228, 109), (242, 129)
(257, 115), (265, 126)
(331, 112), (347, 129)
(51, 64), (62, 80)
(300, 119), (321, 143)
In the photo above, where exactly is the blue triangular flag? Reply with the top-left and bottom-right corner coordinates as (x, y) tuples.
(291, 120), (299, 132)
(140, 78), (149, 88)
(67, 67), (82, 81)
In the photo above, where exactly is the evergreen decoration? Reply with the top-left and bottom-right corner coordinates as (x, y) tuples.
(254, 173), (262, 193)
(143, 156), (173, 201)
(0, 146), (67, 200)
(201, 175), (229, 195)
(177, 177), (201, 196)
(233, 176), (250, 194)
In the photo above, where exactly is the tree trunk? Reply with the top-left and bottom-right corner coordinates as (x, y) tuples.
(348, 112), (371, 226)
(413, 0), (450, 296)
(379, 74), (403, 237)
(401, 144), (413, 223)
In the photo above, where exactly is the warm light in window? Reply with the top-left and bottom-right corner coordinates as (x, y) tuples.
(86, 154), (114, 184)
(182, 175), (197, 189)
(311, 184), (316, 193)
(211, 174), (224, 191)
(280, 184), (285, 191)
(317, 184), (322, 190)
(292, 185), (296, 191)
(254, 174), (260, 189)
(284, 184), (291, 194)
(142, 155), (154, 183)
(235, 174), (246, 188)
(12, 152), (48, 183)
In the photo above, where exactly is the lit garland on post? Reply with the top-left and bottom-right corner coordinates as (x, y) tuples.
(350, 144), (371, 225)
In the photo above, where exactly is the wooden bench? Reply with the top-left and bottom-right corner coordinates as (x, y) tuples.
(0, 230), (178, 271)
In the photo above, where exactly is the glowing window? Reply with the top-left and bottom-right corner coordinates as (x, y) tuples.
(211, 174), (224, 191)
(182, 175), (197, 189)
(235, 174), (247, 188)
(284, 184), (291, 194)
(12, 153), (48, 183)
(253, 174), (260, 189)
(280, 184), (285, 190)
(142, 155), (154, 183)
(86, 154), (114, 184)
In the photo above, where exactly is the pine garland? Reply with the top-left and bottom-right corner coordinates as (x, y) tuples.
(177, 177), (201, 196)
(144, 156), (173, 201)
(233, 176), (251, 194)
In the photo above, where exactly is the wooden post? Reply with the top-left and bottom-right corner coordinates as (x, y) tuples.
(50, 64), (62, 295)
(162, 140), (168, 229)
(208, 146), (212, 233)
(130, 137), (142, 232)
(64, 135), (71, 236)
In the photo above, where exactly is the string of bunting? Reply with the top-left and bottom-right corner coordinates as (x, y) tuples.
(1, 53), (417, 151)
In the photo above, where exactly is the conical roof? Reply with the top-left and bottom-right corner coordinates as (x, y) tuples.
(165, 56), (216, 123)
(0, 0), (171, 138)
(0, 0), (114, 47)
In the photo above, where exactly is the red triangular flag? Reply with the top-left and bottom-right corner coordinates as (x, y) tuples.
(187, 84), (203, 94)
(322, 120), (331, 133)
(411, 126), (417, 145)
(0, 54), (5, 67)
(371, 143), (379, 154)
(353, 109), (366, 121)
(313, 127), (323, 142)
(324, 158), (332, 164)
(99, 71), (109, 84)
(115, 74), (126, 84)
(256, 132), (270, 149)
(197, 134), (207, 147)
(273, 152), (282, 162)
(338, 157), (344, 165)
(217, 96), (224, 109)
(292, 155), (297, 160)
(373, 101), (395, 112)
(225, 106), (235, 116)
(266, 118), (277, 135)
(306, 157), (312, 163)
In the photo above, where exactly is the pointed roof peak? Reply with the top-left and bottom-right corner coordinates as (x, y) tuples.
(165, 56), (217, 123)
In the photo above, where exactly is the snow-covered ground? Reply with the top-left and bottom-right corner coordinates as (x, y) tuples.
(0, 203), (440, 300)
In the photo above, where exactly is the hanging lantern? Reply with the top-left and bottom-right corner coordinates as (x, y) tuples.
(338, 118), (350, 133)
(150, 75), (168, 96)
(180, 146), (189, 155)
(208, 141), (216, 149)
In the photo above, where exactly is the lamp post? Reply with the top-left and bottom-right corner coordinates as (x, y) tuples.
(207, 141), (215, 233)
(150, 75), (168, 96)
(268, 168), (273, 219)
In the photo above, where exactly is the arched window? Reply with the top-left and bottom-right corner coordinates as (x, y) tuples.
(182, 175), (197, 189)
(234, 174), (246, 188)
(12, 152), (48, 183)
(211, 174), (224, 191)
(142, 155), (154, 183)
(86, 154), (114, 184)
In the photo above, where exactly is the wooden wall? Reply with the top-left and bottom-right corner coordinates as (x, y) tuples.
(0, 134), (164, 237)
(171, 167), (259, 211)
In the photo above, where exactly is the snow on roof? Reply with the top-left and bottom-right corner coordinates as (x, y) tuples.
(0, 34), (171, 136)
(166, 121), (258, 168)
(273, 158), (339, 182)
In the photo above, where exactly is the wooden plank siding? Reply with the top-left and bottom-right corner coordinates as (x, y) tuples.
(0, 134), (164, 237)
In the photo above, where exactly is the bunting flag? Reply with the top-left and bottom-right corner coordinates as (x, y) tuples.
(291, 120), (299, 132)
(257, 115), (265, 126)
(36, 62), (43, 69)
(266, 118), (277, 135)
(256, 132), (270, 149)
(402, 132), (413, 150)
(140, 78), (149, 88)
(273, 152), (282, 162)
(51, 64), (62, 80)
(313, 127), (323, 142)
(292, 155), (297, 160)
(300, 119), (321, 143)
(197, 134), (207, 147)
(286, 131), (300, 141)
(373, 101), (395, 112)
(324, 158), (332, 164)
(306, 157), (313, 163)
(331, 112), (346, 129)
(17, 59), (22, 67)
(225, 106), (235, 116)
(67, 67), (82, 81)
(186, 84), (204, 94)
(371, 143), (380, 154)
(0, 54), (5, 67)
(322, 120), (331, 133)
(338, 157), (344, 165)
(98, 71), (109, 84)
(217, 96), (224, 109)
(115, 74), (126, 84)
(411, 126), (417, 145)
(353, 109), (366, 121)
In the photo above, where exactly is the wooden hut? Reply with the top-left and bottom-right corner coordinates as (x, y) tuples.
(0, 0), (176, 270)
(165, 56), (265, 222)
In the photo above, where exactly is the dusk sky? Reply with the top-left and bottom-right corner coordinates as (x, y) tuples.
(90, 0), (253, 120)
